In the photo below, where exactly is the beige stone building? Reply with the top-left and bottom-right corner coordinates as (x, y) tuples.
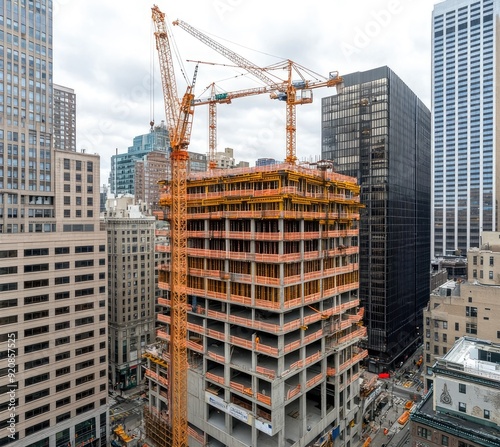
(423, 231), (500, 391)
(0, 150), (108, 446)
(411, 337), (500, 447)
(104, 195), (158, 392)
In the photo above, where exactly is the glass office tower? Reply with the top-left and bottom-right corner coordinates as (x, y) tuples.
(322, 66), (431, 371)
(432, 0), (499, 256)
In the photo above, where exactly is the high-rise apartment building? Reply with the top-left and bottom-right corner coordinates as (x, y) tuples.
(144, 164), (367, 447)
(109, 122), (169, 196)
(213, 147), (235, 169)
(134, 150), (207, 211)
(423, 231), (500, 390)
(0, 1), (108, 445)
(53, 84), (76, 151)
(321, 66), (431, 371)
(105, 196), (157, 392)
(431, 0), (499, 256)
(134, 151), (169, 211)
(410, 337), (500, 447)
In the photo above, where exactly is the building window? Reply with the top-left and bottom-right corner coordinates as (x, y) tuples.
(442, 333), (447, 343)
(484, 409), (490, 419)
(434, 332), (439, 341)
(459, 443), (475, 447)
(459, 402), (466, 412)
(56, 412), (71, 424)
(466, 323), (477, 335)
(434, 345), (439, 354)
(417, 426), (432, 440)
(455, 322), (459, 331)
(25, 404), (50, 419)
(25, 420), (50, 436)
(56, 382), (71, 392)
(489, 271), (493, 280)
(459, 383), (466, 394)
(472, 256), (477, 265)
(443, 321), (448, 329)
(489, 257), (494, 266)
(442, 435), (449, 446)
(473, 269), (477, 278)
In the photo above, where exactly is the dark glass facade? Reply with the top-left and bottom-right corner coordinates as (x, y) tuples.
(321, 66), (431, 370)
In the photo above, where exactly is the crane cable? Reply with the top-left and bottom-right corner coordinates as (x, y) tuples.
(150, 19), (155, 130)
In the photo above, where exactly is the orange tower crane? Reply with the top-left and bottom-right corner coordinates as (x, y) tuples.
(208, 83), (217, 170)
(174, 19), (343, 164)
(194, 80), (279, 170)
(152, 5), (195, 447)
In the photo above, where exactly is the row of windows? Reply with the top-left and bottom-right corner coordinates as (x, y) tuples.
(472, 269), (495, 280)
(1, 296), (105, 309)
(64, 209), (94, 218)
(63, 158), (93, 172)
(22, 317), (106, 337)
(63, 196), (93, 206)
(63, 183), (93, 193)
(0, 245), (105, 258)
(0, 278), (105, 293)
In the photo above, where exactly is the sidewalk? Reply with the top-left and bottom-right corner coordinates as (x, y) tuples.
(366, 398), (413, 447)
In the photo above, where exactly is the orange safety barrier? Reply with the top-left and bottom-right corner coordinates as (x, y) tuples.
(327, 367), (336, 376)
(256, 365), (276, 379)
(306, 372), (323, 389)
(286, 384), (301, 400)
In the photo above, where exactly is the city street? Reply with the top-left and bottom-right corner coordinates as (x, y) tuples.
(364, 346), (424, 447)
(109, 391), (145, 445)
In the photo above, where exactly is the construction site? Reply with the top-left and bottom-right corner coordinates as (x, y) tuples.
(141, 5), (367, 447)
(143, 162), (366, 447)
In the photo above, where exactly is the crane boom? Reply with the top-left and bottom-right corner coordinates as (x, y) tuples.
(174, 19), (282, 90)
(152, 5), (193, 447)
(173, 19), (343, 164)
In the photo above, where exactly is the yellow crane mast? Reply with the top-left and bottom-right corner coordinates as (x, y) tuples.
(151, 5), (195, 447)
(173, 19), (343, 164)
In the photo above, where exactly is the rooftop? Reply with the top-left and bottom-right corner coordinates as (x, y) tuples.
(412, 389), (500, 447)
(436, 337), (500, 382)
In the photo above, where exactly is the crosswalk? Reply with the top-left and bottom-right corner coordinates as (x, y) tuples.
(110, 405), (141, 423)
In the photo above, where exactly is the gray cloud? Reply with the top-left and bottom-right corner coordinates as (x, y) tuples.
(53, 0), (437, 183)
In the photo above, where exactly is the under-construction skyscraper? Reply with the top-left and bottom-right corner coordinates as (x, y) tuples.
(144, 163), (367, 447)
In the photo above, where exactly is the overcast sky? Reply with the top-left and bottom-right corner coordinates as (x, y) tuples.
(53, 0), (439, 184)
